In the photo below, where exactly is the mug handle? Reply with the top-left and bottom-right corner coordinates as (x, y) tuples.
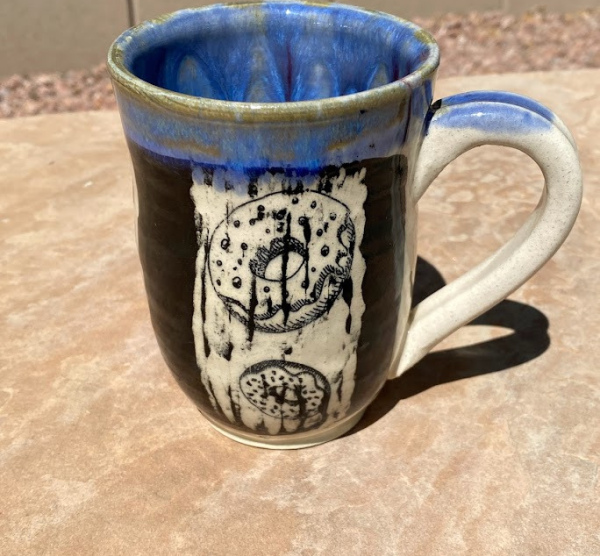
(393, 91), (583, 376)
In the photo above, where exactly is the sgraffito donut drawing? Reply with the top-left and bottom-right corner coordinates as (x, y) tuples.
(190, 165), (368, 435)
(239, 360), (330, 429)
(208, 191), (356, 332)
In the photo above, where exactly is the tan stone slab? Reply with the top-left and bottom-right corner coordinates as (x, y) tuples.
(1, 70), (599, 555)
(0, 0), (130, 77)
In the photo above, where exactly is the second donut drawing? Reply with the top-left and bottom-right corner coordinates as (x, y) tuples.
(208, 190), (356, 333)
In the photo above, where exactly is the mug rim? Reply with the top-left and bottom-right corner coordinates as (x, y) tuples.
(107, 1), (440, 123)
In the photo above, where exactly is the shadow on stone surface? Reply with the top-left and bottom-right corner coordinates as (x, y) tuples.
(351, 256), (550, 434)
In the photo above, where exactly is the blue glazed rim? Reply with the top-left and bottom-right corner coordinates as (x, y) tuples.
(107, 1), (440, 122)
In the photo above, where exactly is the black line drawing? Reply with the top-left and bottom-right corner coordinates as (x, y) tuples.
(208, 190), (356, 333)
(239, 360), (331, 426)
(190, 164), (368, 434)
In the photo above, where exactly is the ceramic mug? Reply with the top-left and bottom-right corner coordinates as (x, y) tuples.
(108, 1), (582, 448)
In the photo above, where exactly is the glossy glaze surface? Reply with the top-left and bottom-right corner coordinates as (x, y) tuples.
(108, 2), (438, 168)
(130, 141), (410, 435)
(108, 2), (435, 442)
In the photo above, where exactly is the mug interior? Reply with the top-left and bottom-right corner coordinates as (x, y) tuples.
(120, 2), (434, 103)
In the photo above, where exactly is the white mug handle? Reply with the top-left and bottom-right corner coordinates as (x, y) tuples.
(393, 91), (583, 377)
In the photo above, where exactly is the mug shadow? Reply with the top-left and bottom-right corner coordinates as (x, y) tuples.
(351, 256), (550, 434)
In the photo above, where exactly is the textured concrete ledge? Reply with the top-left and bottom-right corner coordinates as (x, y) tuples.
(0, 70), (599, 555)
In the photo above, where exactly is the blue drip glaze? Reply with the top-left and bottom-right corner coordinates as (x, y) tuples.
(118, 94), (412, 169)
(114, 2), (435, 167)
(124, 3), (428, 103)
(433, 91), (554, 132)
(440, 91), (555, 124)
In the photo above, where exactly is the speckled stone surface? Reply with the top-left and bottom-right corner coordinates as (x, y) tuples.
(1, 70), (599, 555)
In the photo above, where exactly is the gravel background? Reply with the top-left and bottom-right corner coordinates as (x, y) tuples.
(1, 8), (598, 118)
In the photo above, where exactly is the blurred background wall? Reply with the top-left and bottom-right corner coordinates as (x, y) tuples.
(0, 0), (596, 77)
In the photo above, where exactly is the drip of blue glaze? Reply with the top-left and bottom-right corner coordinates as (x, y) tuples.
(292, 62), (337, 102)
(368, 62), (390, 90)
(242, 36), (286, 102)
(175, 54), (217, 98)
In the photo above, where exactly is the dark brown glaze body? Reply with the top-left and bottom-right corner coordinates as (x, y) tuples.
(129, 139), (407, 430)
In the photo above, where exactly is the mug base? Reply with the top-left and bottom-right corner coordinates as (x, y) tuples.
(202, 410), (366, 450)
